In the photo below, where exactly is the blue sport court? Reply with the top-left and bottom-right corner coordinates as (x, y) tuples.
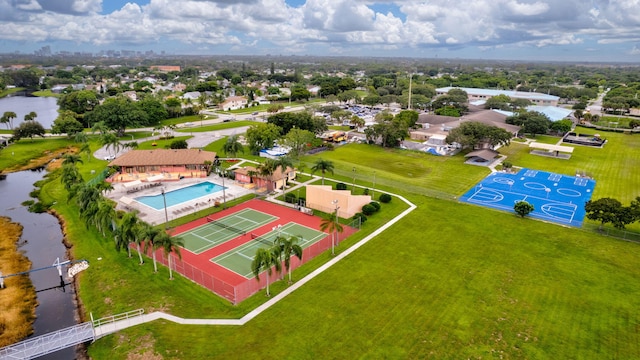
(459, 168), (596, 227)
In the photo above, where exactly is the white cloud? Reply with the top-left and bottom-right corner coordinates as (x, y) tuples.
(0, 0), (638, 60)
(505, 0), (549, 16)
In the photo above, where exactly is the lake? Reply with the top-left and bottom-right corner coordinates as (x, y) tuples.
(0, 93), (59, 129)
(0, 169), (77, 359)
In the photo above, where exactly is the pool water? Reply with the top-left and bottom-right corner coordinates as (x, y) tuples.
(136, 181), (225, 210)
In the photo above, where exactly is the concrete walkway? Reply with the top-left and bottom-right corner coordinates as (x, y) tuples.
(92, 175), (417, 337)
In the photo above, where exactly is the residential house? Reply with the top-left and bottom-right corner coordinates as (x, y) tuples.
(233, 165), (296, 192)
(219, 96), (248, 111)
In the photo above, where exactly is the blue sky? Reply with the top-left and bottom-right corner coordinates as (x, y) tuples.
(1, 0), (639, 62)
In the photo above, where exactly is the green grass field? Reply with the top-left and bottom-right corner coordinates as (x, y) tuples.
(5, 124), (640, 358)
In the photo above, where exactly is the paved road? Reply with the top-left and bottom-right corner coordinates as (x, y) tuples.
(93, 125), (249, 160)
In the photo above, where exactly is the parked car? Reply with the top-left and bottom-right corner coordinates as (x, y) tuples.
(104, 154), (115, 160)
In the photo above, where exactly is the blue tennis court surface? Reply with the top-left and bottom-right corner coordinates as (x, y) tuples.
(459, 168), (596, 227)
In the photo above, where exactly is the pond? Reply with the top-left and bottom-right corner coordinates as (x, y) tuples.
(0, 169), (77, 359)
(0, 92), (59, 129)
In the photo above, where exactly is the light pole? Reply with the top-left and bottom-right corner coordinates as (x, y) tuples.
(221, 168), (227, 209)
(352, 167), (356, 192)
(161, 188), (169, 228)
(272, 224), (282, 239)
(331, 199), (339, 255)
(372, 171), (376, 199)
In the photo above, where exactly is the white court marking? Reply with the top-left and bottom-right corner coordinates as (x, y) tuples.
(540, 203), (577, 222)
(524, 170), (538, 177)
(469, 188), (504, 203)
(492, 177), (515, 186)
(548, 174), (562, 182)
(556, 188), (582, 197)
(523, 182), (548, 191)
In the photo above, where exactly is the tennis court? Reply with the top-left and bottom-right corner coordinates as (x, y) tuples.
(211, 222), (327, 278)
(180, 208), (278, 254)
(459, 168), (596, 227)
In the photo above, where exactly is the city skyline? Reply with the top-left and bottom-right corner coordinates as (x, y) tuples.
(1, 0), (639, 62)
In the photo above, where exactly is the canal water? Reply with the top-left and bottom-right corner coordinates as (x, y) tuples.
(0, 169), (77, 359)
(0, 93), (59, 129)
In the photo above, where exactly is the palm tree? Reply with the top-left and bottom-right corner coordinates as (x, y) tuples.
(61, 163), (84, 192)
(320, 209), (343, 255)
(114, 212), (140, 257)
(93, 199), (116, 236)
(61, 153), (83, 166)
(276, 235), (303, 284)
(158, 233), (184, 280)
(311, 159), (334, 185)
(1, 111), (17, 129)
(139, 224), (162, 272)
(91, 121), (109, 136)
(351, 115), (365, 131)
(24, 111), (37, 122)
(251, 247), (281, 297)
(257, 159), (278, 191)
(222, 135), (244, 158)
(101, 132), (121, 158)
(274, 156), (294, 197)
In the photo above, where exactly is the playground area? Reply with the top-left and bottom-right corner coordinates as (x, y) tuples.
(149, 199), (358, 303)
(459, 168), (596, 227)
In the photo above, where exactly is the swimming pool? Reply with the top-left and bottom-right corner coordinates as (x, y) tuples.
(135, 181), (226, 210)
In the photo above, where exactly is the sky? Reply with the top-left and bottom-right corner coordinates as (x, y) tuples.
(1, 0), (640, 62)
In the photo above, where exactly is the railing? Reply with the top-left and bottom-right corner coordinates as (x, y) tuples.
(0, 322), (94, 359)
(92, 308), (145, 331)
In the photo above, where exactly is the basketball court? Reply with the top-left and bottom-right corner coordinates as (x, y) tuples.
(459, 168), (596, 227)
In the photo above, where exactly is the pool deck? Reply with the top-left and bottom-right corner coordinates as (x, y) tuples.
(105, 174), (254, 226)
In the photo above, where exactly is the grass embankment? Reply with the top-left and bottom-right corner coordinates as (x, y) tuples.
(0, 88), (24, 98)
(0, 138), (75, 173)
(0, 217), (36, 347)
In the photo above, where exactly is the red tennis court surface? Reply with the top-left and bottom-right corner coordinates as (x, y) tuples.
(148, 199), (358, 304)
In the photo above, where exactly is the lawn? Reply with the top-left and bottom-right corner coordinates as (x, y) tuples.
(498, 127), (640, 203)
(9, 130), (640, 359)
(174, 120), (258, 133)
(301, 144), (490, 198)
(88, 197), (640, 359)
(135, 136), (192, 150)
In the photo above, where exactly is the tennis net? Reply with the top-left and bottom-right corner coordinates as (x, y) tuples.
(206, 217), (246, 235)
(250, 233), (274, 247)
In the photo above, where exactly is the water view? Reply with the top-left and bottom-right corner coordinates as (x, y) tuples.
(0, 93), (59, 129)
(0, 170), (77, 359)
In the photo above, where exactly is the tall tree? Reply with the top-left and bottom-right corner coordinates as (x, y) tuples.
(12, 121), (45, 141)
(114, 212), (141, 257)
(320, 209), (343, 255)
(311, 159), (334, 185)
(158, 233), (184, 280)
(251, 247), (281, 297)
(222, 135), (244, 158)
(275, 235), (303, 284)
(85, 97), (148, 136)
(1, 111), (16, 129)
(139, 224), (162, 273)
(246, 123), (282, 154)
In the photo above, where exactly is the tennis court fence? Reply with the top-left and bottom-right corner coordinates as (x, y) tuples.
(143, 223), (358, 304)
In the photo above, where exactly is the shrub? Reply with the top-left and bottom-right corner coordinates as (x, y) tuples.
(369, 201), (381, 212)
(363, 188), (369, 195)
(379, 193), (392, 203)
(352, 212), (367, 224)
(284, 193), (297, 204)
(336, 182), (347, 190)
(362, 204), (377, 216)
(170, 139), (188, 149)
